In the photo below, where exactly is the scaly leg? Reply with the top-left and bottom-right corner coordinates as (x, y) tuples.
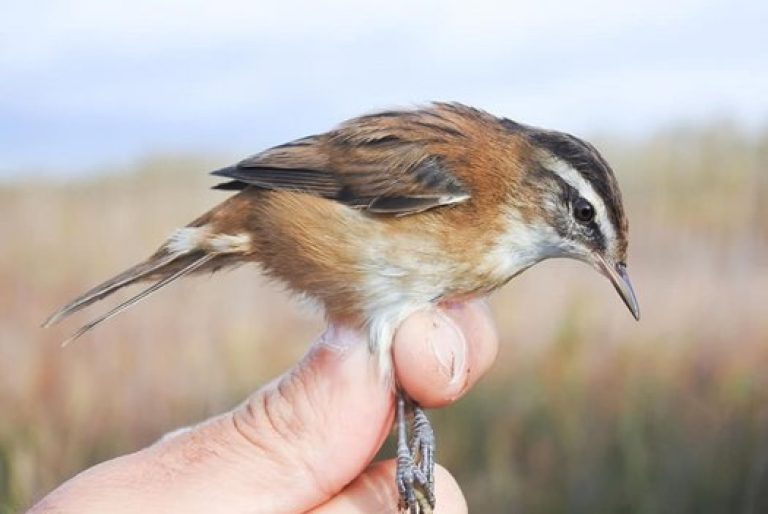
(396, 392), (436, 513)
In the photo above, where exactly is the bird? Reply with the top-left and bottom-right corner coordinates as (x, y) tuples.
(43, 102), (639, 514)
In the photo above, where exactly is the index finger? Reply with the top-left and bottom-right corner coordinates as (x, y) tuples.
(392, 299), (499, 409)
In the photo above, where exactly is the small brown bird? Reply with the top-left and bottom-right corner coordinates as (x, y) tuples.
(44, 102), (639, 513)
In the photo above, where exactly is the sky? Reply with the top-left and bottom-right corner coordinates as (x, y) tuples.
(2, 0), (767, 179)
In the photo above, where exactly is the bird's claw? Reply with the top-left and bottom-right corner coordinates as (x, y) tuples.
(396, 394), (436, 513)
(410, 405), (435, 497)
(396, 450), (432, 513)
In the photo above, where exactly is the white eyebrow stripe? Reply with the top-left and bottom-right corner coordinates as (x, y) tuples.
(545, 155), (616, 251)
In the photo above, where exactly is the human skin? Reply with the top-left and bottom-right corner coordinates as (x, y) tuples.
(28, 299), (498, 513)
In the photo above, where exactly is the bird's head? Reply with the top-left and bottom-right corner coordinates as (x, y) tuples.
(495, 123), (640, 320)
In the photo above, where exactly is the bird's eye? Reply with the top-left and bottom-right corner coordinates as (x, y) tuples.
(573, 198), (595, 223)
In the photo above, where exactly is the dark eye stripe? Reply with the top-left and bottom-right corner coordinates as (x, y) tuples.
(585, 220), (607, 252)
(526, 130), (623, 235)
(533, 166), (607, 252)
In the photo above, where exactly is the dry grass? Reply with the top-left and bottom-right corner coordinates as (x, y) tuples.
(1, 125), (767, 512)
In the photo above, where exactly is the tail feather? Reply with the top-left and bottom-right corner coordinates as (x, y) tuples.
(58, 252), (217, 346)
(42, 250), (184, 328)
(43, 216), (254, 343)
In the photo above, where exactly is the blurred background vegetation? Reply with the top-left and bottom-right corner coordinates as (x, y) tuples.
(1, 121), (767, 512)
(4, 0), (767, 511)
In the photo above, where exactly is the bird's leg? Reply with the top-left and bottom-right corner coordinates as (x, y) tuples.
(396, 391), (436, 513)
(410, 402), (435, 500)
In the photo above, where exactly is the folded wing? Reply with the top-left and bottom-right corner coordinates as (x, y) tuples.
(212, 108), (472, 215)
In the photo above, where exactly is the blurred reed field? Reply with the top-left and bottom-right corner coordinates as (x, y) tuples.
(2, 123), (768, 513)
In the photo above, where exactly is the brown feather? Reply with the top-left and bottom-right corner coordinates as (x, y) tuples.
(211, 104), (477, 215)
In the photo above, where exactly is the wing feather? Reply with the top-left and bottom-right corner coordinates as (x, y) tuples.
(211, 106), (472, 215)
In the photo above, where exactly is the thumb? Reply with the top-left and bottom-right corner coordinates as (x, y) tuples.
(225, 325), (395, 512)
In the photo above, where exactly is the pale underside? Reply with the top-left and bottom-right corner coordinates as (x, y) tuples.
(166, 202), (565, 378)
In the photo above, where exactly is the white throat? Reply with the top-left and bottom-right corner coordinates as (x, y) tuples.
(482, 207), (571, 284)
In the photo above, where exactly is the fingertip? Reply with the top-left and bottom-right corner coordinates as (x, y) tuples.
(393, 299), (498, 408)
(393, 308), (467, 407)
(441, 299), (499, 383)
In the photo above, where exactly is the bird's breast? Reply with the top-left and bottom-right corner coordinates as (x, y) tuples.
(230, 189), (514, 322)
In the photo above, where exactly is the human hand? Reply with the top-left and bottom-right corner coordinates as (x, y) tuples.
(29, 299), (498, 513)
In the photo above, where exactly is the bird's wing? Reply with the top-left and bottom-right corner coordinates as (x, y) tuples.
(211, 109), (471, 215)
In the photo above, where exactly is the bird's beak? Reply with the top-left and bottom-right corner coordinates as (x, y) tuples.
(593, 254), (640, 321)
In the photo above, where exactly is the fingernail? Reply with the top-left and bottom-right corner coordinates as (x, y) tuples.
(429, 310), (467, 386)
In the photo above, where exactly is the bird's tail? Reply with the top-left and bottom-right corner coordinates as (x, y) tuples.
(43, 225), (251, 345)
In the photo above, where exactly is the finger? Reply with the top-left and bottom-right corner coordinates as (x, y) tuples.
(212, 325), (396, 512)
(393, 299), (498, 408)
(310, 461), (467, 514)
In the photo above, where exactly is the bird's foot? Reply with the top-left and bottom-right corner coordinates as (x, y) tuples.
(410, 404), (435, 495)
(396, 393), (436, 513)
